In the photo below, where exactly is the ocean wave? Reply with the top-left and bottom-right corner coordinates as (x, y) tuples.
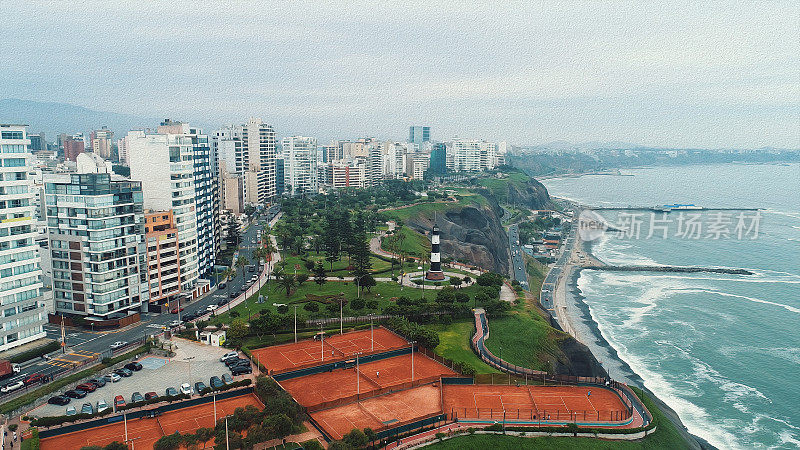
(682, 289), (800, 315)
(585, 309), (745, 449)
(763, 209), (800, 221)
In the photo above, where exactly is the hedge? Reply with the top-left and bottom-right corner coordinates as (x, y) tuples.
(21, 428), (39, 450)
(31, 408), (112, 428)
(8, 341), (61, 364)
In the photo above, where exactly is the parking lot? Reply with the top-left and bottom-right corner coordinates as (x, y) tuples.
(31, 340), (241, 417)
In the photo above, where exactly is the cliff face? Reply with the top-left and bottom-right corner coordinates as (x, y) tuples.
(406, 203), (510, 274)
(507, 177), (551, 210)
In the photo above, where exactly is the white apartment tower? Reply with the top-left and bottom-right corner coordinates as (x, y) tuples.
(0, 125), (47, 351)
(126, 130), (200, 295)
(448, 139), (498, 172)
(282, 136), (318, 196)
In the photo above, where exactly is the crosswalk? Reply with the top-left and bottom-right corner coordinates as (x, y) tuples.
(45, 350), (100, 368)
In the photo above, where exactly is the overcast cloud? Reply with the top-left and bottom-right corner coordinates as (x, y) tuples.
(2, 1), (798, 148)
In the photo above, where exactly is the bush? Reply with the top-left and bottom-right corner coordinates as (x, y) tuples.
(436, 432), (446, 441)
(303, 302), (319, 312)
(350, 298), (365, 311)
(485, 423), (503, 432)
(9, 341), (61, 363)
(276, 305), (288, 314)
(365, 300), (378, 310)
(302, 439), (324, 450)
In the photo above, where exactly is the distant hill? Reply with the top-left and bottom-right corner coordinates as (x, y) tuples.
(0, 98), (158, 138)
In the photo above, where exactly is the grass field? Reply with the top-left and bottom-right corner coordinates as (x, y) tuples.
(386, 226), (431, 258)
(275, 253), (415, 276)
(428, 320), (499, 375)
(212, 278), (483, 325)
(524, 255), (548, 295)
(482, 307), (567, 372)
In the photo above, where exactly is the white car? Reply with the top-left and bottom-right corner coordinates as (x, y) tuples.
(1, 380), (24, 393)
(104, 373), (121, 383)
(180, 383), (193, 395)
(206, 304), (218, 312)
(168, 320), (182, 328)
(110, 341), (127, 350)
(220, 351), (238, 362)
(96, 399), (110, 413)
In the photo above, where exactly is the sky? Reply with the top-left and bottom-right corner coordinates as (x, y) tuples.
(2, 1), (798, 148)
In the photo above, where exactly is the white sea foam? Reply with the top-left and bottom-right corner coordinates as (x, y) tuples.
(681, 289), (800, 315)
(584, 303), (746, 449)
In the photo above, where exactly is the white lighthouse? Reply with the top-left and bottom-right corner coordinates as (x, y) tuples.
(425, 225), (445, 280)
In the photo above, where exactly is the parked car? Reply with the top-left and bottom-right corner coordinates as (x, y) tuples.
(220, 351), (239, 362)
(194, 381), (207, 394)
(225, 358), (248, 367)
(210, 376), (224, 389)
(180, 383), (192, 395)
(222, 373), (233, 384)
(96, 399), (110, 413)
(88, 377), (106, 387)
(218, 282), (227, 289)
(217, 298), (229, 306)
(165, 387), (178, 397)
(183, 312), (197, 321)
(1, 380), (24, 393)
(65, 389), (87, 399)
(104, 373), (121, 383)
(65, 406), (77, 416)
(170, 306), (185, 314)
(231, 365), (252, 375)
(76, 383), (97, 393)
(110, 341), (128, 350)
(81, 402), (93, 415)
(144, 392), (158, 400)
(124, 362), (143, 371)
(247, 265), (255, 272)
(114, 368), (133, 377)
(23, 373), (45, 385)
(206, 304), (218, 312)
(168, 320), (182, 328)
(131, 392), (144, 403)
(229, 291), (238, 298)
(114, 395), (125, 409)
(240, 285), (248, 292)
(48, 395), (71, 405)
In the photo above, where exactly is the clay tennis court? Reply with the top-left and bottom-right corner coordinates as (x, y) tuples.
(250, 327), (408, 374)
(39, 393), (263, 450)
(281, 353), (456, 408)
(442, 384), (630, 422)
(310, 384), (443, 440)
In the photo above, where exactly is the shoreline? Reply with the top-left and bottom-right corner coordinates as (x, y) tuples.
(549, 205), (715, 449)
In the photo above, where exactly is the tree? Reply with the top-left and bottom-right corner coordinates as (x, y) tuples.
(154, 432), (183, 450)
(235, 256), (249, 283)
(360, 274), (376, 293)
(342, 428), (368, 448)
(350, 298), (365, 311)
(436, 286), (456, 304)
(277, 274), (297, 296)
(303, 301), (319, 312)
(449, 277), (463, 289)
(296, 273), (309, 286)
(227, 318), (249, 345)
(251, 311), (282, 339)
(103, 443), (128, 450)
(196, 427), (214, 449)
(313, 263), (327, 288)
(263, 413), (293, 440)
(463, 276), (472, 285)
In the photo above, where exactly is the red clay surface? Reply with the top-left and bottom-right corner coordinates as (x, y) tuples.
(280, 353), (456, 408)
(310, 384), (443, 440)
(250, 327), (408, 374)
(443, 384), (630, 422)
(39, 394), (263, 450)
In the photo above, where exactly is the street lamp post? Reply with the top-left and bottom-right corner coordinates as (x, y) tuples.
(294, 305), (298, 343)
(410, 340), (416, 381)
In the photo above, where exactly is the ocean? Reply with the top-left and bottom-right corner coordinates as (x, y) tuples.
(541, 163), (800, 449)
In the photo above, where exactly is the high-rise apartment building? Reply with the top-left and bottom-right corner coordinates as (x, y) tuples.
(143, 211), (181, 305)
(409, 126), (431, 146)
(0, 125), (47, 351)
(213, 119), (276, 205)
(63, 135), (85, 162)
(90, 127), (114, 160)
(28, 132), (45, 152)
(44, 169), (148, 320)
(447, 139), (497, 172)
(282, 136), (318, 196)
(126, 128), (201, 297)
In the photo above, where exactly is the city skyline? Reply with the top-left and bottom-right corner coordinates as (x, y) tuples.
(1, 2), (798, 149)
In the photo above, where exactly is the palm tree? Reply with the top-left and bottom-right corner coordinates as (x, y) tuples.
(277, 274), (297, 297)
(235, 256), (249, 283)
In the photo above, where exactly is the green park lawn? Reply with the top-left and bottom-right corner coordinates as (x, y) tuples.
(428, 319), (499, 375)
(211, 278), (483, 325)
(481, 302), (568, 373)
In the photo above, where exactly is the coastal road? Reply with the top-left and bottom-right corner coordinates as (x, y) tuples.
(5, 205), (281, 387)
(539, 208), (577, 313)
(507, 224), (529, 289)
